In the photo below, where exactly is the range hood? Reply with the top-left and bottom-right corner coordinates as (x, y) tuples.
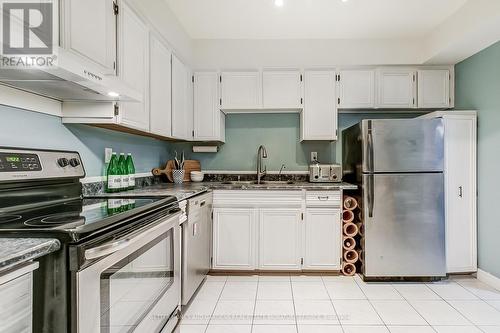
(0, 49), (142, 102)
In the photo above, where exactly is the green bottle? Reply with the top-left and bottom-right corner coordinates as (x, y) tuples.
(106, 153), (121, 193)
(118, 153), (128, 192)
(126, 153), (136, 190)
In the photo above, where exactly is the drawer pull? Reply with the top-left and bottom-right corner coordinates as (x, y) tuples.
(317, 196), (329, 201)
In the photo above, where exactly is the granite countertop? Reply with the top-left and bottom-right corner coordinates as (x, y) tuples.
(0, 238), (60, 274)
(90, 181), (357, 201)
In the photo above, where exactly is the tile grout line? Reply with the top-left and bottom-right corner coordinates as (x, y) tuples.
(352, 274), (391, 332)
(251, 276), (259, 331)
(204, 276), (228, 332)
(288, 275), (299, 333)
(321, 275), (346, 333)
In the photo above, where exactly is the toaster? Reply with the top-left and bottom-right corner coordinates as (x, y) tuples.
(309, 163), (342, 183)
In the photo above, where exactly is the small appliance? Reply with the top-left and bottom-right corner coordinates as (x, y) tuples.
(309, 163), (342, 183)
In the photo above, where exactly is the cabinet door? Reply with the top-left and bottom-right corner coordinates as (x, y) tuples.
(259, 209), (302, 270)
(221, 71), (260, 109)
(418, 70), (451, 109)
(304, 209), (342, 270)
(377, 69), (416, 108)
(172, 55), (193, 140)
(118, 3), (149, 131)
(301, 70), (337, 141)
(213, 208), (257, 270)
(262, 70), (302, 109)
(194, 72), (223, 141)
(338, 70), (375, 109)
(63, 0), (116, 73)
(149, 34), (172, 137)
(444, 116), (477, 273)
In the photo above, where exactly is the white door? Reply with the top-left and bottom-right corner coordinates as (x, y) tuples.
(303, 209), (342, 270)
(63, 0), (116, 73)
(149, 34), (172, 137)
(194, 72), (221, 141)
(171, 55), (192, 140)
(262, 70), (302, 109)
(418, 70), (451, 109)
(259, 209), (302, 270)
(220, 71), (261, 109)
(377, 69), (416, 108)
(301, 70), (337, 141)
(118, 3), (149, 131)
(213, 208), (257, 270)
(338, 70), (375, 109)
(444, 116), (477, 273)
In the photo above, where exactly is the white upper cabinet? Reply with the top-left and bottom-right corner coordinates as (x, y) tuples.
(259, 209), (302, 270)
(220, 71), (261, 110)
(171, 55), (193, 141)
(61, 0), (117, 74)
(376, 68), (416, 108)
(117, 2), (149, 131)
(301, 70), (337, 141)
(418, 69), (451, 109)
(193, 72), (225, 142)
(149, 34), (172, 137)
(262, 70), (303, 109)
(338, 69), (375, 109)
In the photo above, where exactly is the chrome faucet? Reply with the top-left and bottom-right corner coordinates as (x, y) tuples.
(256, 145), (268, 184)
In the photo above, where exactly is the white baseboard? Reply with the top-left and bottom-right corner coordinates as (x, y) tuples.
(477, 268), (500, 291)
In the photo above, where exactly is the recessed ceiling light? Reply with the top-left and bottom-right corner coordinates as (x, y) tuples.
(274, 0), (284, 7)
(107, 91), (120, 98)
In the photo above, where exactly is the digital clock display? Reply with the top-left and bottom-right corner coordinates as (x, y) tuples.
(6, 157), (20, 162)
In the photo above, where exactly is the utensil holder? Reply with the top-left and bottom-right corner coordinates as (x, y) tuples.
(172, 170), (185, 184)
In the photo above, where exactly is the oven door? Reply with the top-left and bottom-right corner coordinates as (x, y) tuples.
(76, 212), (181, 333)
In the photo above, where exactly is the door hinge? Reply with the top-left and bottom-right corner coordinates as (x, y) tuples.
(114, 104), (119, 116)
(301, 212), (304, 221)
(412, 97), (415, 105)
(192, 75), (194, 83)
(413, 74), (416, 82)
(337, 97), (341, 105)
(113, 61), (116, 70)
(210, 257), (213, 266)
(113, 2), (119, 15)
(300, 97), (303, 105)
(336, 129), (338, 137)
(211, 211), (213, 220)
(300, 258), (304, 265)
(300, 74), (303, 82)
(219, 76), (222, 83)
(219, 98), (222, 106)
(338, 74), (341, 82)
(192, 130), (195, 137)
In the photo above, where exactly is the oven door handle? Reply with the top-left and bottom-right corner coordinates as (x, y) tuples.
(84, 211), (181, 260)
(84, 238), (131, 260)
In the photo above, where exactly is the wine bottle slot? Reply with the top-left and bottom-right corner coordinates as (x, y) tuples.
(343, 222), (359, 237)
(342, 210), (354, 224)
(343, 196), (358, 211)
(341, 262), (356, 276)
(343, 249), (359, 263)
(342, 237), (356, 250)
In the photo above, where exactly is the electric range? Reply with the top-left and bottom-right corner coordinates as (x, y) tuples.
(0, 147), (182, 333)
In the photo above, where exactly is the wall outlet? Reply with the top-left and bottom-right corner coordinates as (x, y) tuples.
(311, 152), (318, 162)
(105, 148), (113, 163)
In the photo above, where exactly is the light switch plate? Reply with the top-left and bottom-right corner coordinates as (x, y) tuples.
(105, 148), (113, 163)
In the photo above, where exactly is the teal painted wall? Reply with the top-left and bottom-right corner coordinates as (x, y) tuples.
(0, 106), (170, 177)
(170, 112), (413, 171)
(455, 40), (500, 279)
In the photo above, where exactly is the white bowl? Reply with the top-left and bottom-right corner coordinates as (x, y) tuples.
(190, 171), (204, 182)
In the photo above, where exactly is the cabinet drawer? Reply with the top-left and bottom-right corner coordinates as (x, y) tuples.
(306, 191), (341, 207)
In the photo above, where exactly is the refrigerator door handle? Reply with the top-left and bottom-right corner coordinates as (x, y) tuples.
(368, 174), (374, 218)
(367, 120), (374, 172)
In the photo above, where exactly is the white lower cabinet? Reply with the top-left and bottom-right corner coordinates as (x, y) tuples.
(212, 190), (342, 271)
(259, 209), (302, 270)
(304, 208), (342, 270)
(213, 208), (257, 270)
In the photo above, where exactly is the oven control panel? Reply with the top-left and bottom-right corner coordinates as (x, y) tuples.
(0, 148), (85, 181)
(0, 153), (42, 172)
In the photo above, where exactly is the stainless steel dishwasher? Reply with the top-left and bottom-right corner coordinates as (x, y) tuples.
(182, 192), (212, 305)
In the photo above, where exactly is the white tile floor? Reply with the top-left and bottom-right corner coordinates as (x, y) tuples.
(175, 275), (500, 333)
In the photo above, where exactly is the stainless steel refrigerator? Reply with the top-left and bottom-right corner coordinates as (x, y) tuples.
(342, 119), (446, 279)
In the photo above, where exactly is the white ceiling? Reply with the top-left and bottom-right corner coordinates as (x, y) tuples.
(165, 0), (468, 40)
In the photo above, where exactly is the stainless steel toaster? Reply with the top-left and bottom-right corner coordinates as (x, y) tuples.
(309, 163), (342, 183)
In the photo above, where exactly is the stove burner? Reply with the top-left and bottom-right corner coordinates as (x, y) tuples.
(0, 215), (22, 224)
(24, 212), (85, 227)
